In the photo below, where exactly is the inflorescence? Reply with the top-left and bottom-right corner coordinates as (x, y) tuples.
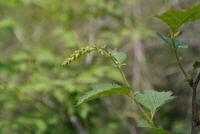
(62, 45), (107, 66)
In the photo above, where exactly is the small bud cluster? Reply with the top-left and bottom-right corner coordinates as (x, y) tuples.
(62, 45), (107, 66)
(62, 46), (97, 66)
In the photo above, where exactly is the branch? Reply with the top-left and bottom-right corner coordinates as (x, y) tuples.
(69, 115), (86, 134)
(26, 92), (60, 113)
(191, 72), (200, 134)
(193, 72), (200, 89)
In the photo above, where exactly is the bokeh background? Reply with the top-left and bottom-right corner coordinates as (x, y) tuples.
(0, 0), (200, 134)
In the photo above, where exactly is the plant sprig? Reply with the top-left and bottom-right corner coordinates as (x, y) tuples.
(62, 45), (130, 88)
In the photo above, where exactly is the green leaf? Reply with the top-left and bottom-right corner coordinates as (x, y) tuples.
(193, 61), (200, 69)
(196, 99), (200, 104)
(76, 83), (132, 106)
(174, 31), (184, 37)
(170, 60), (178, 64)
(150, 128), (172, 134)
(136, 90), (177, 115)
(0, 19), (19, 29)
(155, 32), (188, 52)
(155, 3), (200, 31)
(171, 57), (182, 64)
(108, 48), (126, 64)
(137, 119), (153, 128)
(137, 119), (172, 134)
(173, 132), (186, 134)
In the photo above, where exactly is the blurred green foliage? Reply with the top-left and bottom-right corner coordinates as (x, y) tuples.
(0, 0), (200, 134)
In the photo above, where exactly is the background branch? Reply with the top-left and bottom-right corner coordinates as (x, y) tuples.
(191, 72), (200, 134)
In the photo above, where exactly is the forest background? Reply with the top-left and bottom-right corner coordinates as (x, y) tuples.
(0, 0), (200, 134)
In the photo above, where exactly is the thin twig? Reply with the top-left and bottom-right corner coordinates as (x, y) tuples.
(26, 92), (59, 113)
(98, 48), (130, 87)
(191, 72), (200, 134)
(110, 56), (130, 87)
(128, 94), (155, 127)
(170, 32), (187, 78)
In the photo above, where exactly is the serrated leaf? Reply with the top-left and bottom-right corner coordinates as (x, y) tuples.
(155, 3), (200, 31)
(155, 32), (188, 52)
(108, 48), (126, 64)
(137, 119), (153, 128)
(151, 128), (172, 134)
(193, 61), (200, 69)
(137, 119), (172, 134)
(76, 83), (132, 106)
(136, 90), (177, 115)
